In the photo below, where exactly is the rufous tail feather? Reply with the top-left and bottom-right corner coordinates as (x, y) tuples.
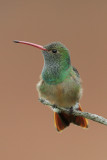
(54, 104), (88, 132)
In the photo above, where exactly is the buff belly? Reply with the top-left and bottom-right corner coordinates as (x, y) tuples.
(37, 78), (82, 108)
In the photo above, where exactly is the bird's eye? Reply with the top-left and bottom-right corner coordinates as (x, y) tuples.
(52, 49), (57, 53)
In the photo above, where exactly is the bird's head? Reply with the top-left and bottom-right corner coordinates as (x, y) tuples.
(14, 40), (71, 68)
(14, 40), (71, 84)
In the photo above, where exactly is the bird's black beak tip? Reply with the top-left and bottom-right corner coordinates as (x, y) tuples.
(13, 40), (19, 43)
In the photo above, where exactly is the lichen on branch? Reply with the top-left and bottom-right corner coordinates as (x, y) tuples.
(39, 98), (107, 126)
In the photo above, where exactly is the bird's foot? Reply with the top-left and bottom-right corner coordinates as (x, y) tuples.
(69, 103), (79, 114)
(69, 107), (74, 114)
(51, 104), (61, 113)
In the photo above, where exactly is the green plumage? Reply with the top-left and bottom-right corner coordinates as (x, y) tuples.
(42, 42), (71, 84)
(37, 42), (82, 108)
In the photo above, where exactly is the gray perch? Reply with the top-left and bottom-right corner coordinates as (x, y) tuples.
(39, 98), (107, 126)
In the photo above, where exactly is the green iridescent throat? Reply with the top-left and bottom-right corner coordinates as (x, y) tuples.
(41, 42), (72, 85)
(42, 54), (71, 84)
(42, 66), (72, 85)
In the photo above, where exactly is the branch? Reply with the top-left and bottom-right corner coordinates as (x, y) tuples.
(39, 98), (107, 126)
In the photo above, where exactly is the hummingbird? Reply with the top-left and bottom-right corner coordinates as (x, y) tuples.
(14, 40), (88, 132)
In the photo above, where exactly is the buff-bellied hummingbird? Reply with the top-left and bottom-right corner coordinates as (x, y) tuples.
(14, 40), (88, 132)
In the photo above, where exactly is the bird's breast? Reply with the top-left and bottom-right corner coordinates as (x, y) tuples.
(37, 77), (82, 108)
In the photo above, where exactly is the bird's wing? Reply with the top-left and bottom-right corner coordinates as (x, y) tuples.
(72, 66), (80, 78)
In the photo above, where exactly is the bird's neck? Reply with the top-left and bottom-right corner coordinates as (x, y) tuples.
(41, 60), (71, 85)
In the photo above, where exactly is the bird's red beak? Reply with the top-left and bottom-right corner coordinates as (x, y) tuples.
(13, 40), (47, 51)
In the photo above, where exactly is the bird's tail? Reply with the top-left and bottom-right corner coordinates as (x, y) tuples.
(54, 104), (88, 132)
